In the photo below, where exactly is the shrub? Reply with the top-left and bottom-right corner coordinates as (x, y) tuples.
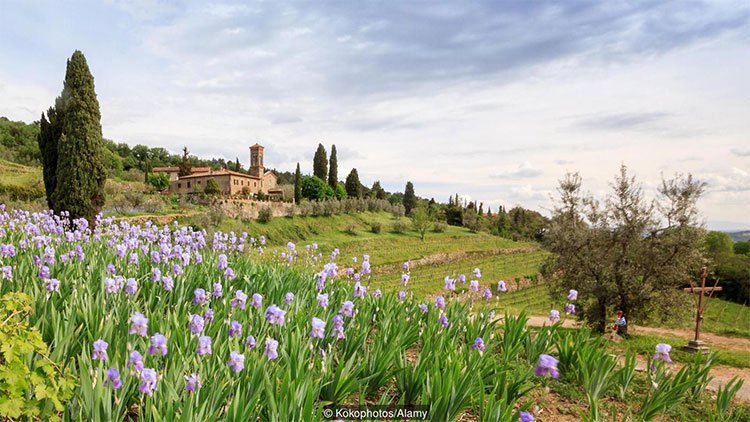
(0, 292), (75, 420)
(285, 205), (296, 218)
(392, 219), (407, 234)
(258, 206), (273, 223)
(146, 172), (170, 192)
(345, 223), (357, 235)
(433, 221), (447, 233)
(370, 222), (382, 234)
(204, 178), (221, 195)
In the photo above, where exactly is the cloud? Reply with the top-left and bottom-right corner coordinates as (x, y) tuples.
(577, 112), (672, 131)
(731, 148), (750, 157)
(490, 162), (544, 179)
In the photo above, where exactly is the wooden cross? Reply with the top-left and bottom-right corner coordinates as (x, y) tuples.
(682, 267), (722, 352)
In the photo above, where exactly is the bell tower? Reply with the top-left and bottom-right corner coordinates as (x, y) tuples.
(249, 143), (264, 177)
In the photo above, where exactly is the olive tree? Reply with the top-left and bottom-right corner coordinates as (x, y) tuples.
(542, 165), (705, 332)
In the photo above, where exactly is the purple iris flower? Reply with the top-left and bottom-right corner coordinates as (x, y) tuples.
(151, 267), (161, 282)
(438, 315), (449, 328)
(353, 282), (367, 298)
(469, 280), (479, 292)
(472, 337), (486, 352)
(284, 292), (294, 305)
(444, 277), (456, 291)
(252, 293), (263, 308)
(331, 314), (345, 340)
(567, 289), (578, 301)
(224, 267), (236, 280)
(473, 268), (482, 278)
(189, 314), (205, 334)
(398, 291), (407, 301)
(212, 282), (222, 297)
(246, 335), (256, 349)
(403, 261), (410, 271)
(1, 266), (11, 280)
(654, 344), (672, 363)
(565, 304), (576, 315)
(317, 293), (329, 309)
(129, 350), (144, 372)
(129, 312), (148, 337)
(218, 254), (228, 271)
(229, 320), (242, 338)
(148, 333), (168, 356)
(339, 301), (355, 317)
(193, 288), (208, 305)
(264, 338), (279, 360)
(549, 310), (560, 322)
(204, 308), (214, 323)
(401, 273), (410, 286)
(310, 317), (326, 339)
(38, 265), (50, 280)
(436, 296), (445, 309)
(419, 304), (428, 313)
(139, 368), (158, 395)
(197, 336), (212, 356)
(125, 278), (138, 295)
(482, 288), (492, 300)
(231, 290), (248, 310)
(185, 373), (201, 392)
(162, 275), (174, 291)
(497, 280), (508, 292)
(106, 367), (122, 390)
(459, 274), (466, 284)
(46, 278), (60, 292)
(265, 305), (286, 326)
(92, 339), (108, 361)
(534, 354), (560, 378)
(520, 411), (534, 422)
(373, 289), (382, 299)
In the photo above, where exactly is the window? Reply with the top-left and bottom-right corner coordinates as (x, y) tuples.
(187, 182), (191, 188)
(178, 183), (181, 188)
(197, 180), (201, 184)
(254, 182), (257, 187)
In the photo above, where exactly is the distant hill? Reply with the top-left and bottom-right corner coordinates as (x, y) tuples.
(728, 231), (750, 242)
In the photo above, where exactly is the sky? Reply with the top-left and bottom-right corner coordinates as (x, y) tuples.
(1, 0), (749, 229)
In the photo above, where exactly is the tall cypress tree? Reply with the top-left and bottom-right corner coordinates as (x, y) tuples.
(235, 157), (241, 172)
(38, 100), (63, 209)
(328, 144), (338, 189)
(178, 147), (192, 177)
(313, 143), (327, 181)
(345, 168), (362, 198)
(403, 181), (417, 215)
(46, 51), (107, 222)
(294, 163), (302, 204)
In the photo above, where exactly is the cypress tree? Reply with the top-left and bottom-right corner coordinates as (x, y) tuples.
(47, 51), (107, 222)
(294, 163), (302, 204)
(371, 181), (386, 200)
(478, 202), (484, 216)
(328, 144), (338, 189)
(403, 181), (417, 215)
(178, 147), (192, 177)
(38, 101), (63, 209)
(235, 157), (241, 172)
(313, 143), (327, 181)
(345, 168), (362, 198)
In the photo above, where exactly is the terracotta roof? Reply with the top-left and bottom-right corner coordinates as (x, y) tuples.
(177, 169), (260, 180)
(250, 143), (264, 148)
(153, 166), (211, 174)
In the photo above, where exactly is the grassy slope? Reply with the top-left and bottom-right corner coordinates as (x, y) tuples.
(208, 212), (546, 296)
(0, 158), (43, 187)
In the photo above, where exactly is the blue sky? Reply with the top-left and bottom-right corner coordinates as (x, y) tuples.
(1, 0), (749, 228)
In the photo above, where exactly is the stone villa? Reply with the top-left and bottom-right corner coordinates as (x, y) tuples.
(156, 144), (281, 198)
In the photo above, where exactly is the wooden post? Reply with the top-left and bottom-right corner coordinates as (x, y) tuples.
(682, 267), (722, 353)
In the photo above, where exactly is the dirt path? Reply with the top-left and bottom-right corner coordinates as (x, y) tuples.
(524, 316), (750, 401)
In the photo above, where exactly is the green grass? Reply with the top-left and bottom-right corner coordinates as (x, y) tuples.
(0, 158), (43, 187)
(373, 250), (549, 296)
(621, 333), (750, 369)
(653, 296), (750, 338)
